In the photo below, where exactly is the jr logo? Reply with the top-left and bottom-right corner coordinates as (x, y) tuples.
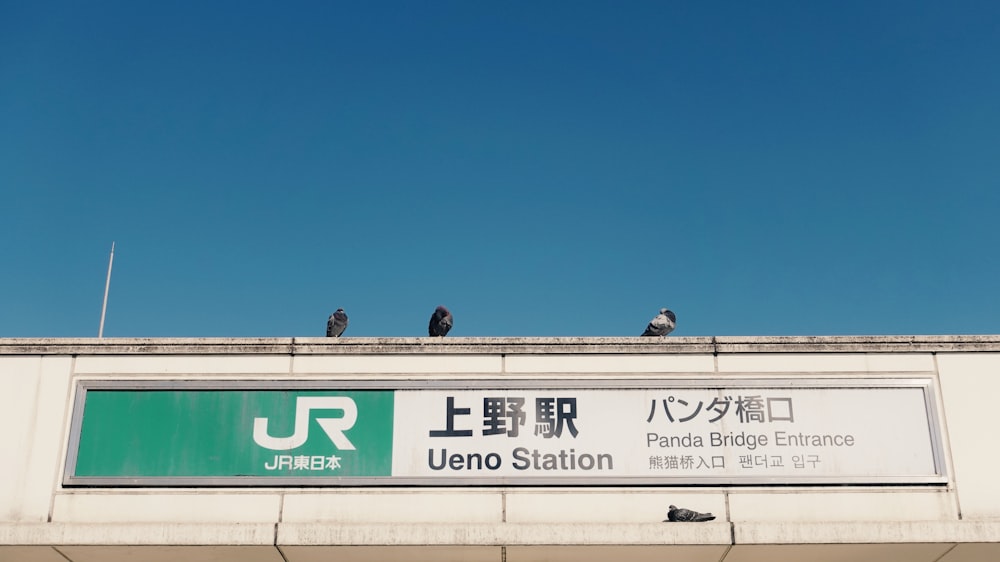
(253, 396), (358, 451)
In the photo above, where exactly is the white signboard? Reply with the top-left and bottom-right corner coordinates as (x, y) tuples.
(391, 379), (944, 484)
(64, 377), (946, 486)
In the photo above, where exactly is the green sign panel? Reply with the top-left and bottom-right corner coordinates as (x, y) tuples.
(71, 388), (394, 481)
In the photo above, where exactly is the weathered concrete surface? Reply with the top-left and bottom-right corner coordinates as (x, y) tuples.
(0, 338), (296, 356)
(2, 521), (999, 561)
(277, 522), (732, 545)
(734, 520), (1000, 544)
(4, 335), (999, 356)
(0, 522), (276, 545)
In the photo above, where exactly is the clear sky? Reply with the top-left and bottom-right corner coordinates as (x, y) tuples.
(1, 1), (997, 338)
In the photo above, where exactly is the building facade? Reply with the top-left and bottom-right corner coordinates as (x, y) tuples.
(2, 335), (999, 562)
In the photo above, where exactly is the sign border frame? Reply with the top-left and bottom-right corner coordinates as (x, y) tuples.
(63, 376), (949, 487)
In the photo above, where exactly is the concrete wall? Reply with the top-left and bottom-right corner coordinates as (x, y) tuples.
(1, 336), (999, 562)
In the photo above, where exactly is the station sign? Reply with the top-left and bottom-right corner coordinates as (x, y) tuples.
(64, 378), (947, 486)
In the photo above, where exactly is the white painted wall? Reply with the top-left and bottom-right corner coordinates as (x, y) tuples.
(936, 352), (1000, 519)
(0, 355), (72, 522)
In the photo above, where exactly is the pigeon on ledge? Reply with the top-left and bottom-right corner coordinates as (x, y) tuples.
(642, 308), (676, 336)
(428, 306), (453, 337)
(664, 504), (715, 522)
(326, 308), (349, 337)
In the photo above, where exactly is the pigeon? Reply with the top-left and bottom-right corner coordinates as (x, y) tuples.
(664, 504), (715, 522)
(642, 308), (676, 336)
(428, 305), (453, 337)
(326, 308), (349, 337)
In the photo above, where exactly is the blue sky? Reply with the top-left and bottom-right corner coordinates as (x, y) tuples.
(2, 1), (998, 338)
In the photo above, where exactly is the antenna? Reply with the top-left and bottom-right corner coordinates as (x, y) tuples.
(98, 242), (115, 338)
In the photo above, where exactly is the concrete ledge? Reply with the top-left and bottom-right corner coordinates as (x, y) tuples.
(5, 521), (1000, 549)
(727, 490), (958, 522)
(281, 492), (503, 524)
(714, 335), (1000, 353)
(277, 523), (732, 545)
(0, 338), (296, 355)
(52, 493), (283, 524)
(3, 336), (999, 356)
(0, 523), (276, 545)
(293, 337), (719, 355)
(734, 520), (1000, 544)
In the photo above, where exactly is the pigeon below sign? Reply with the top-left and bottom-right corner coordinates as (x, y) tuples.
(428, 306), (453, 337)
(664, 504), (715, 522)
(326, 308), (349, 337)
(642, 308), (676, 336)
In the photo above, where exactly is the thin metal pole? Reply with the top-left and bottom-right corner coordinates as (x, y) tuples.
(98, 242), (115, 338)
